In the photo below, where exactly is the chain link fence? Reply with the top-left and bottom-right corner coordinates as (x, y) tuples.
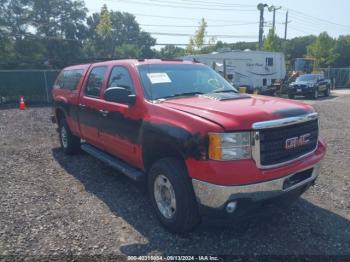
(318, 67), (350, 88)
(0, 70), (60, 105)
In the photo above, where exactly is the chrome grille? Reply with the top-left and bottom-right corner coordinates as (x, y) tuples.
(252, 113), (319, 169)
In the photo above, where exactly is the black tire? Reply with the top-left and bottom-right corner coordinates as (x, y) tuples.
(148, 158), (200, 233)
(59, 118), (81, 155)
(312, 88), (319, 100)
(324, 85), (330, 97)
(288, 93), (294, 99)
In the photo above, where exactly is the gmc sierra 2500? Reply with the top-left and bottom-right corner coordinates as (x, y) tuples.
(52, 59), (326, 233)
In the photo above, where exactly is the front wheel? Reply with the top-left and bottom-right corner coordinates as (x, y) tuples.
(312, 88), (319, 100)
(59, 119), (81, 154)
(324, 85), (330, 97)
(148, 158), (200, 233)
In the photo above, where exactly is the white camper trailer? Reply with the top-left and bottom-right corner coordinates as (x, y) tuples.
(183, 50), (286, 93)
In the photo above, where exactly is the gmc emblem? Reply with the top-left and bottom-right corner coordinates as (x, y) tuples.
(285, 133), (311, 150)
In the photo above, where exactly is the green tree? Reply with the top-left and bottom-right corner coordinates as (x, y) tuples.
(283, 35), (316, 69)
(0, 0), (89, 68)
(263, 29), (282, 52)
(32, 0), (87, 39)
(157, 45), (185, 58)
(85, 7), (155, 59)
(96, 4), (112, 38)
(0, 36), (16, 68)
(231, 41), (258, 51)
(186, 18), (214, 54)
(307, 32), (337, 67)
(115, 43), (140, 58)
(334, 35), (350, 67)
(1, 0), (32, 38)
(91, 5), (114, 58)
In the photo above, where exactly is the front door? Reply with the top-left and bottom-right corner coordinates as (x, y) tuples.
(78, 66), (108, 149)
(318, 76), (327, 92)
(98, 65), (142, 167)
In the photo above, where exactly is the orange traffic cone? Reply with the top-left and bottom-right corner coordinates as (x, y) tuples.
(19, 96), (26, 110)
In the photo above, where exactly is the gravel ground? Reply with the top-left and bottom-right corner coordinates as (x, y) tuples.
(0, 91), (349, 258)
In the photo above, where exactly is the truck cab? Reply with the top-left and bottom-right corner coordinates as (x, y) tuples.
(52, 59), (326, 233)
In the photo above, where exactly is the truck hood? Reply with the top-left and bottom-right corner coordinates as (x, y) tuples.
(159, 94), (314, 130)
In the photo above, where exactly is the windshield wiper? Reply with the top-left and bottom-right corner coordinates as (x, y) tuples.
(159, 91), (204, 100)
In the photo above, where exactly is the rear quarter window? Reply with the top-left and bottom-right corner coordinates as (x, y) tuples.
(55, 69), (84, 90)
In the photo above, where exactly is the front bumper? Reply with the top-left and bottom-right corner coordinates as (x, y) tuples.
(288, 87), (315, 95)
(192, 163), (320, 209)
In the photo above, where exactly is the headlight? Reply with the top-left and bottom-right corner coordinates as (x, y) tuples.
(208, 132), (251, 160)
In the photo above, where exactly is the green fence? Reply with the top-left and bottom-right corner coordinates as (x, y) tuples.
(0, 70), (60, 104)
(318, 67), (350, 88)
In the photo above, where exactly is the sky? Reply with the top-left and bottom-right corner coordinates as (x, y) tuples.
(84, 0), (350, 47)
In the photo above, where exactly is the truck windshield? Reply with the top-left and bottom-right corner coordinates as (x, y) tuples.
(296, 75), (318, 82)
(138, 64), (237, 100)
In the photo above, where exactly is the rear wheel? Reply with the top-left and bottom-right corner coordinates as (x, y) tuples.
(59, 119), (81, 154)
(148, 158), (200, 233)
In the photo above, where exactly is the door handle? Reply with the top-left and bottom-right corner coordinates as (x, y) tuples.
(79, 103), (86, 109)
(99, 109), (109, 116)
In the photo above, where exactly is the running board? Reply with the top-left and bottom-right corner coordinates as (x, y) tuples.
(81, 143), (145, 182)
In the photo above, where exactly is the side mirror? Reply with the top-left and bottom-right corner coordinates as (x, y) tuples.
(104, 87), (136, 105)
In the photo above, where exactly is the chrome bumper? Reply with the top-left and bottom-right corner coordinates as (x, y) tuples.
(192, 163), (321, 209)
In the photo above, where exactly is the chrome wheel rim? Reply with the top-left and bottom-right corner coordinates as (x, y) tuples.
(61, 126), (68, 148)
(154, 174), (176, 219)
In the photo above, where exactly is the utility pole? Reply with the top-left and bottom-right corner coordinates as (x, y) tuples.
(283, 11), (291, 40)
(268, 6), (282, 34)
(257, 3), (268, 50)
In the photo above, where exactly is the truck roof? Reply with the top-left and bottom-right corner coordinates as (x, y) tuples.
(62, 59), (200, 71)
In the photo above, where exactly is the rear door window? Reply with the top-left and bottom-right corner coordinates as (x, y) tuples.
(85, 66), (107, 97)
(55, 69), (84, 90)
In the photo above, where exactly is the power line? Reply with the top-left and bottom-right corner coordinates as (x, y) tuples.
(168, 0), (255, 8)
(288, 26), (311, 35)
(288, 14), (336, 29)
(132, 13), (255, 23)
(140, 22), (259, 28)
(283, 7), (350, 30)
(154, 43), (213, 46)
(288, 14), (350, 34)
(107, 0), (256, 9)
(288, 19), (324, 33)
(148, 32), (257, 38)
(140, 0), (255, 8)
(109, 0), (257, 12)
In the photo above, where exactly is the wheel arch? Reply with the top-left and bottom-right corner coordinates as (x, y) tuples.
(55, 107), (66, 124)
(142, 132), (187, 173)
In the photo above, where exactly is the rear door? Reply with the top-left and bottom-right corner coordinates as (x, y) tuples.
(53, 68), (85, 135)
(78, 66), (108, 149)
(98, 65), (141, 166)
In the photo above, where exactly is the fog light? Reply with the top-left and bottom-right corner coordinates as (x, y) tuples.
(226, 201), (237, 213)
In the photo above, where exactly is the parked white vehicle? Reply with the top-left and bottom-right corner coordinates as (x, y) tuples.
(183, 49), (286, 93)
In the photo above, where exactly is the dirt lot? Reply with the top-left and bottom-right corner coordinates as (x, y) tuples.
(0, 91), (349, 258)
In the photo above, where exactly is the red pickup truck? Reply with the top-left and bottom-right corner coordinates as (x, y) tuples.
(52, 59), (326, 233)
